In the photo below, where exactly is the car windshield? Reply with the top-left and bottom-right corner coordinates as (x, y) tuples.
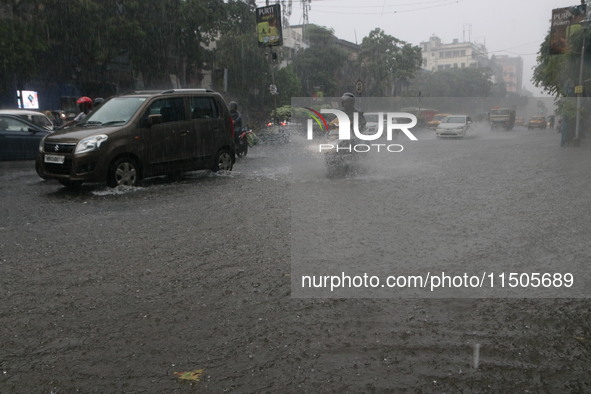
(82, 97), (147, 126)
(444, 116), (465, 124)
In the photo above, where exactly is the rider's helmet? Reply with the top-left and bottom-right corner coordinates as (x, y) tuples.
(341, 92), (355, 109)
(228, 101), (238, 113)
(76, 96), (93, 105)
(76, 96), (93, 112)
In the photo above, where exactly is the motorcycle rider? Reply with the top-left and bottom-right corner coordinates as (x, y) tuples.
(332, 92), (366, 143)
(229, 101), (247, 155)
(324, 93), (366, 177)
(229, 101), (242, 130)
(61, 96), (94, 129)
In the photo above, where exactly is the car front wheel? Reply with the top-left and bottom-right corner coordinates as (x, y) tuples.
(108, 157), (139, 187)
(212, 149), (233, 172)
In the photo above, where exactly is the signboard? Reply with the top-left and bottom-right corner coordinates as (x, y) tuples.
(550, 6), (585, 55)
(17, 90), (39, 109)
(256, 4), (283, 47)
(355, 80), (364, 95)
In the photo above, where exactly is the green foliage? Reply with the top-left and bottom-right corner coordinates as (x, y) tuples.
(291, 25), (348, 96)
(270, 105), (292, 122)
(358, 28), (422, 96)
(0, 17), (47, 83)
(275, 65), (301, 105)
(533, 27), (591, 96)
(406, 67), (499, 97)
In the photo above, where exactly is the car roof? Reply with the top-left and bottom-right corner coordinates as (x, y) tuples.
(118, 88), (219, 98)
(0, 109), (49, 116)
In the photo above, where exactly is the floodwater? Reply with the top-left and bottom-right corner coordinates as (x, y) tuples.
(1, 123), (590, 392)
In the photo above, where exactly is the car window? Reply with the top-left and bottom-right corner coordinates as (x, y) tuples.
(32, 115), (53, 129)
(146, 98), (186, 123)
(189, 97), (218, 119)
(0, 117), (33, 132)
(446, 117), (465, 123)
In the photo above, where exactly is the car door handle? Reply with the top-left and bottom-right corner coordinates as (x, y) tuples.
(180, 130), (190, 136)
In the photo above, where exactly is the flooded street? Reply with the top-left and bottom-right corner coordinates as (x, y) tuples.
(1, 123), (591, 392)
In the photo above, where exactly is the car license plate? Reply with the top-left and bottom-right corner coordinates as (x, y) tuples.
(44, 154), (65, 164)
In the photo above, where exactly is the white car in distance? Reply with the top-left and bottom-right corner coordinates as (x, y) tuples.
(436, 115), (472, 138)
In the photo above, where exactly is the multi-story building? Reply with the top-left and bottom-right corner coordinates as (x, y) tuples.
(420, 35), (489, 72)
(280, 24), (309, 68)
(492, 55), (523, 94)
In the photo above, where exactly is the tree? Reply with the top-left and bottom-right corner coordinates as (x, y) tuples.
(406, 67), (501, 97)
(0, 16), (47, 101)
(533, 26), (591, 96)
(358, 28), (422, 96)
(275, 65), (301, 105)
(291, 25), (348, 96)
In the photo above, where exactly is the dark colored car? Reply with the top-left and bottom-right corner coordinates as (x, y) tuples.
(0, 109), (54, 131)
(36, 89), (236, 188)
(0, 114), (52, 161)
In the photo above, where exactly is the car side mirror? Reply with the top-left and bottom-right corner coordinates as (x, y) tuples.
(28, 127), (38, 133)
(141, 114), (162, 128)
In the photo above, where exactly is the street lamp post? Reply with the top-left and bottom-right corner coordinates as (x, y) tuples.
(574, 20), (590, 144)
(574, 1), (591, 144)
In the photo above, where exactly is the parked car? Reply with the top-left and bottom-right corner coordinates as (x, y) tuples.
(427, 113), (450, 130)
(436, 115), (472, 138)
(528, 116), (547, 130)
(36, 89), (236, 188)
(0, 114), (52, 160)
(0, 109), (54, 131)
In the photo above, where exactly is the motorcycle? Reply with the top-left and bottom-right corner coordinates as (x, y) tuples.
(235, 127), (249, 157)
(235, 127), (259, 157)
(323, 124), (362, 178)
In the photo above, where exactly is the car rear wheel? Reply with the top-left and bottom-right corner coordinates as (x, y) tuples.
(108, 157), (139, 187)
(212, 149), (233, 172)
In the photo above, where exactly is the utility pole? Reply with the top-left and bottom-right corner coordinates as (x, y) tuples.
(574, 0), (591, 145)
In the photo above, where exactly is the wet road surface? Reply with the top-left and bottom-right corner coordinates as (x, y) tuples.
(1, 123), (590, 392)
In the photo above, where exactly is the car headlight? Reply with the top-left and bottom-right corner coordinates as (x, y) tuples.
(39, 136), (46, 153)
(75, 135), (108, 154)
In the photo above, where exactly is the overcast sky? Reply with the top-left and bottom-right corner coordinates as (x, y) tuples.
(255, 0), (580, 95)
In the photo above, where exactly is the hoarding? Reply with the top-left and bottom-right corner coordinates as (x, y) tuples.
(256, 4), (283, 47)
(550, 6), (585, 55)
(17, 90), (40, 109)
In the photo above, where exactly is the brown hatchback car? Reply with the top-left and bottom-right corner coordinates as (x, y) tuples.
(36, 89), (236, 188)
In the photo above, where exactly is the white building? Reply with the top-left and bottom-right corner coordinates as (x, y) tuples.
(420, 35), (489, 72)
(280, 24), (309, 68)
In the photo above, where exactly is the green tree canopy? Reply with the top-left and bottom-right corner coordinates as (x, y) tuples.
(358, 28), (422, 96)
(407, 67), (502, 97)
(291, 25), (348, 96)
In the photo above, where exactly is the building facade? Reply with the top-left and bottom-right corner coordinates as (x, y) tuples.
(420, 35), (489, 72)
(492, 55), (524, 94)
